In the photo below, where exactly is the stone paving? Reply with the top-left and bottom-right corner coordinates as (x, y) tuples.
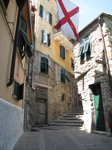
(13, 126), (112, 150)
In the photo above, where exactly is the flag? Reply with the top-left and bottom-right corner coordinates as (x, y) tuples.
(55, 0), (79, 41)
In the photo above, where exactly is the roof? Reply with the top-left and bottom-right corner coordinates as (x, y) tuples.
(78, 12), (112, 39)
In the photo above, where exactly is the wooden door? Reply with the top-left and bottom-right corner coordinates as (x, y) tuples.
(36, 99), (47, 125)
(93, 84), (105, 131)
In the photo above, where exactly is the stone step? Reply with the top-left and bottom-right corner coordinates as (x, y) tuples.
(55, 120), (83, 123)
(50, 107), (84, 127)
(51, 122), (83, 127)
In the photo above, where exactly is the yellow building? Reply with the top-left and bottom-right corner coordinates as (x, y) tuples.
(0, 0), (33, 149)
(26, 0), (77, 128)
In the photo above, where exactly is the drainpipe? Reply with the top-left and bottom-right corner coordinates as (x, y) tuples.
(7, 10), (21, 87)
(99, 17), (112, 96)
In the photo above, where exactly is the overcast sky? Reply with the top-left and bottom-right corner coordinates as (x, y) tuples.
(70, 0), (112, 31)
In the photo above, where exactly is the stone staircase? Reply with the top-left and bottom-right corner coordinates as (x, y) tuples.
(50, 107), (84, 128)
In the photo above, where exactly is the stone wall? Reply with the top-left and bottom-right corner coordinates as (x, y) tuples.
(74, 15), (112, 133)
(25, 51), (76, 128)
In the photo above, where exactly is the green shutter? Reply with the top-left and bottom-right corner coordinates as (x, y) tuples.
(61, 69), (65, 83)
(60, 46), (65, 59)
(39, 4), (43, 17)
(41, 57), (48, 74)
(49, 13), (52, 25)
(47, 33), (51, 47)
(18, 83), (24, 100)
(41, 30), (44, 43)
(13, 81), (19, 100)
(78, 39), (85, 56)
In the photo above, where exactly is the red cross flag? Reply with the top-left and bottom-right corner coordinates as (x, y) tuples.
(55, 0), (79, 41)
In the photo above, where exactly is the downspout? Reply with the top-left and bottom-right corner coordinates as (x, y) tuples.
(7, 9), (21, 87)
(99, 17), (112, 96)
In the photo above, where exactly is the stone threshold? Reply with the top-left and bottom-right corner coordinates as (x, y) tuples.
(92, 130), (112, 138)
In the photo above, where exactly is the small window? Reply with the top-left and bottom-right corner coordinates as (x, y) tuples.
(3, 0), (10, 9)
(41, 57), (48, 74)
(60, 46), (65, 59)
(78, 37), (92, 63)
(61, 93), (65, 101)
(71, 58), (74, 69)
(41, 30), (51, 46)
(39, 4), (43, 17)
(12, 81), (24, 100)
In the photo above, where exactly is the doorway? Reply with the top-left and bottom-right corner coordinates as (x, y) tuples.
(36, 99), (47, 125)
(35, 86), (48, 126)
(92, 83), (105, 131)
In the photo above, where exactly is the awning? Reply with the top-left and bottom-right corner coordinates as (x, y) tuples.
(20, 29), (33, 58)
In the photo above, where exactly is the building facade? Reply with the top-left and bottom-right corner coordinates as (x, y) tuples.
(0, 0), (33, 149)
(74, 13), (112, 133)
(25, 0), (77, 128)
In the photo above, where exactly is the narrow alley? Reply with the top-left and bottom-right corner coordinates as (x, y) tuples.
(13, 127), (112, 150)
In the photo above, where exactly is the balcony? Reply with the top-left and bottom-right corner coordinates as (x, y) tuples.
(53, 31), (74, 52)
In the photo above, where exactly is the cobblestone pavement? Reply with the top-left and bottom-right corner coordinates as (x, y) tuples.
(13, 126), (112, 150)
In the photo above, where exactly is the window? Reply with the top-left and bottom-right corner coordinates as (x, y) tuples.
(41, 30), (51, 46)
(41, 57), (48, 74)
(61, 69), (70, 83)
(60, 46), (65, 59)
(71, 58), (74, 69)
(18, 16), (33, 59)
(12, 81), (24, 100)
(39, 4), (52, 25)
(78, 37), (92, 63)
(43, 10), (49, 21)
(61, 93), (65, 101)
(3, 0), (10, 9)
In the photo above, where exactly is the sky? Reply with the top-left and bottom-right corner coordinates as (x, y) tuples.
(70, 0), (112, 31)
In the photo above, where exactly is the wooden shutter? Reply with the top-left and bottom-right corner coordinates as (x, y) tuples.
(61, 69), (65, 83)
(39, 4), (43, 17)
(47, 33), (51, 47)
(13, 81), (19, 100)
(60, 46), (65, 59)
(49, 12), (52, 25)
(41, 57), (48, 74)
(18, 83), (24, 100)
